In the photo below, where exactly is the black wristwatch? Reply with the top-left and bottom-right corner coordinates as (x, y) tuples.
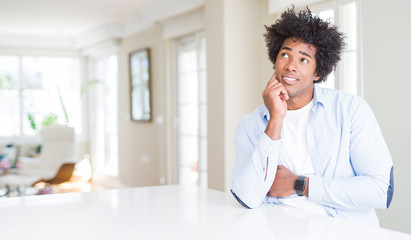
(294, 175), (306, 196)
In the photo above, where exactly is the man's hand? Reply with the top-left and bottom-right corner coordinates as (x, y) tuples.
(263, 72), (288, 140)
(267, 165), (298, 197)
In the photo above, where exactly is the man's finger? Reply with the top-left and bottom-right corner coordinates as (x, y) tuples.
(269, 82), (289, 101)
(268, 82), (289, 101)
(265, 72), (278, 89)
(279, 87), (289, 100)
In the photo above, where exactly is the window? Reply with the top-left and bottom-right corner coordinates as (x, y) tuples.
(315, 1), (358, 95)
(174, 32), (207, 188)
(340, 1), (358, 95)
(87, 55), (118, 176)
(0, 55), (81, 140)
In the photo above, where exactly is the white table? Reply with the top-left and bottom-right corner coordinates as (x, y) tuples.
(0, 185), (409, 240)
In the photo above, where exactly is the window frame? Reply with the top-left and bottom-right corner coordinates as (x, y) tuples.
(172, 31), (208, 188)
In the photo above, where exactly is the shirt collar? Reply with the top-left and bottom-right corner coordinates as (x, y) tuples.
(263, 84), (326, 120)
(313, 84), (326, 108)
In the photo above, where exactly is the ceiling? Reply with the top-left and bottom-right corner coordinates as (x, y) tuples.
(0, 0), (203, 49)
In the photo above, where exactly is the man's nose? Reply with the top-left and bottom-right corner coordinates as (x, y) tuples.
(285, 59), (298, 72)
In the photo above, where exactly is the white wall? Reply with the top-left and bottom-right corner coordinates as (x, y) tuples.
(118, 27), (164, 187)
(204, 0), (226, 190)
(205, 0), (263, 191)
(359, 0), (411, 233)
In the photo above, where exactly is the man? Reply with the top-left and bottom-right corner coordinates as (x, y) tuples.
(230, 7), (393, 227)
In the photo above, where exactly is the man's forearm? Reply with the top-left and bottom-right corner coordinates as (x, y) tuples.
(267, 165), (310, 198)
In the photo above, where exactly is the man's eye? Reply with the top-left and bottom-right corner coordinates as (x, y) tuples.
(281, 53), (289, 58)
(301, 58), (308, 63)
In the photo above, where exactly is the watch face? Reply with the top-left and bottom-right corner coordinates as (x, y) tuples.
(294, 179), (305, 191)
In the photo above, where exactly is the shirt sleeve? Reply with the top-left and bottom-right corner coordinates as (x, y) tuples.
(230, 116), (282, 208)
(309, 98), (394, 210)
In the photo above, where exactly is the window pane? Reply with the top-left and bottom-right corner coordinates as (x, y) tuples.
(178, 40), (197, 73)
(178, 135), (198, 167)
(317, 70), (335, 89)
(0, 56), (20, 137)
(22, 89), (56, 135)
(88, 55), (118, 176)
(63, 89), (82, 134)
(0, 90), (20, 136)
(0, 55), (82, 138)
(315, 9), (336, 90)
(0, 56), (19, 89)
(342, 1), (357, 51)
(178, 104), (198, 135)
(317, 9), (334, 24)
(104, 55), (119, 176)
(21, 57), (82, 135)
(178, 71), (198, 104)
(342, 51), (357, 95)
(176, 33), (207, 188)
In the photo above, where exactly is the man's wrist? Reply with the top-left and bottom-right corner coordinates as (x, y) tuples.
(265, 119), (283, 140)
(293, 176), (309, 197)
(294, 175), (305, 196)
(303, 177), (309, 197)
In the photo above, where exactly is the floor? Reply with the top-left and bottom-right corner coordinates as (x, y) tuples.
(0, 175), (126, 198)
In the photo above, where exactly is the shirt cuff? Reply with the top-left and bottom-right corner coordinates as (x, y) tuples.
(264, 196), (280, 205)
(308, 175), (323, 204)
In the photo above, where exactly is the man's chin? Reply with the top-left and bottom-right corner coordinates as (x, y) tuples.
(283, 85), (292, 96)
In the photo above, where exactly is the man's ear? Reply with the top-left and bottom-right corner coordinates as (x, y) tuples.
(313, 73), (320, 82)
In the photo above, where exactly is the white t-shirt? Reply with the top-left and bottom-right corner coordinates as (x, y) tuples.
(278, 100), (327, 215)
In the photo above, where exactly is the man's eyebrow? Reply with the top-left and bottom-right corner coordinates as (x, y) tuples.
(280, 47), (313, 59)
(299, 51), (312, 59)
(281, 47), (292, 51)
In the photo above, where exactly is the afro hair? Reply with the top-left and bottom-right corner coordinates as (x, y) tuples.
(264, 6), (345, 83)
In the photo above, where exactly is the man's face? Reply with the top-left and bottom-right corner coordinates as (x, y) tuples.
(275, 37), (320, 101)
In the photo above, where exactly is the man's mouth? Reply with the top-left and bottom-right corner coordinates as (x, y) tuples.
(282, 76), (298, 85)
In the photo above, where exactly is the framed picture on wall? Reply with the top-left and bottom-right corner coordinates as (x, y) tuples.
(129, 48), (151, 122)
